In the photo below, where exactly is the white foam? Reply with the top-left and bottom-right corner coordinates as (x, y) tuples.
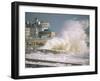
(41, 20), (89, 55)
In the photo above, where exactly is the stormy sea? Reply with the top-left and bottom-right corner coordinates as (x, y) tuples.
(25, 20), (89, 68)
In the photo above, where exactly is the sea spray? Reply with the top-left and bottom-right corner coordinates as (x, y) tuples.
(39, 20), (89, 55)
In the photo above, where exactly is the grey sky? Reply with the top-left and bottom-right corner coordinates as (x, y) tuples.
(25, 12), (89, 32)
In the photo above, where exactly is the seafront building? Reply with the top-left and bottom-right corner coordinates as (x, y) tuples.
(25, 18), (56, 51)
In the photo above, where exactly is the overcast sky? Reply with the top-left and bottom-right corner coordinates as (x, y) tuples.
(25, 12), (89, 32)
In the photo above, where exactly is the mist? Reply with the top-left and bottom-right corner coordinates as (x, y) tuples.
(40, 20), (89, 55)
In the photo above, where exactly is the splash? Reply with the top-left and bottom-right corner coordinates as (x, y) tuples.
(40, 20), (89, 55)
